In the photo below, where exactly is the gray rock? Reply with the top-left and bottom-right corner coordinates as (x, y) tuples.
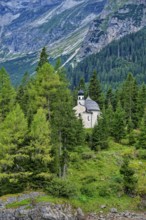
(110, 208), (118, 213)
(100, 205), (106, 209)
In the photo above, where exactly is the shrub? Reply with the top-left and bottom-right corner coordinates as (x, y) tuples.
(82, 175), (97, 184)
(98, 186), (110, 197)
(81, 152), (96, 160)
(81, 184), (97, 197)
(45, 178), (78, 198)
(137, 150), (146, 160)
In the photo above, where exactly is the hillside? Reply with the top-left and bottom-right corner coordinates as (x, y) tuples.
(0, 51), (146, 217)
(1, 139), (146, 213)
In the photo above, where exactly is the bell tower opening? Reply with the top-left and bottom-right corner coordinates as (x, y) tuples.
(77, 90), (85, 106)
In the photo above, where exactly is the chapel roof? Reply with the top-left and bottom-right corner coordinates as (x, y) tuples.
(85, 96), (100, 111)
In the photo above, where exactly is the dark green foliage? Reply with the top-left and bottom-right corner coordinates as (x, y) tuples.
(45, 178), (78, 198)
(81, 184), (96, 197)
(37, 47), (48, 70)
(121, 73), (138, 128)
(137, 150), (146, 160)
(105, 103), (114, 136)
(88, 70), (103, 106)
(91, 114), (109, 151)
(120, 158), (137, 195)
(136, 84), (146, 125)
(136, 113), (146, 149)
(112, 102), (125, 142)
(98, 185), (110, 197)
(0, 68), (16, 120)
(68, 27), (146, 90)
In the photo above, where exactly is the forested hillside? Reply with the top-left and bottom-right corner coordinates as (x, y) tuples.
(0, 48), (146, 212)
(68, 27), (146, 90)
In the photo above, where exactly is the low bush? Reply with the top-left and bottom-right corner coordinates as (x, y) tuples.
(81, 184), (97, 197)
(98, 185), (110, 197)
(45, 178), (78, 198)
(137, 150), (146, 160)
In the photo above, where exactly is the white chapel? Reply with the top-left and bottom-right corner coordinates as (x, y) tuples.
(73, 90), (101, 128)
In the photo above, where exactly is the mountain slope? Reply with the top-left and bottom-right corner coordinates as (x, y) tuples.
(77, 0), (146, 61)
(0, 0), (106, 61)
(68, 27), (146, 89)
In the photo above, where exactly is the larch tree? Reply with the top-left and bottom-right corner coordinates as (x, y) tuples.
(0, 104), (28, 195)
(27, 108), (52, 187)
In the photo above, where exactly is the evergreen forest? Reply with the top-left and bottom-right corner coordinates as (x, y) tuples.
(0, 47), (146, 212)
(68, 27), (146, 90)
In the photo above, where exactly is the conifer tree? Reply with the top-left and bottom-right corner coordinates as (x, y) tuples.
(136, 112), (146, 149)
(112, 102), (125, 142)
(37, 47), (48, 70)
(0, 104), (28, 194)
(88, 70), (102, 106)
(121, 73), (138, 128)
(105, 103), (114, 136)
(105, 87), (115, 108)
(26, 108), (52, 186)
(25, 63), (61, 123)
(0, 68), (16, 120)
(51, 82), (84, 178)
(136, 84), (146, 125)
(16, 72), (30, 116)
(120, 157), (137, 195)
(91, 113), (109, 151)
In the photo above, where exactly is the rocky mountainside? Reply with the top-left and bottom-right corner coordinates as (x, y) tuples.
(0, 0), (106, 62)
(77, 0), (146, 61)
(1, 0), (146, 83)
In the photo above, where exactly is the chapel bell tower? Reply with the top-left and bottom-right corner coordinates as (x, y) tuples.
(77, 90), (85, 106)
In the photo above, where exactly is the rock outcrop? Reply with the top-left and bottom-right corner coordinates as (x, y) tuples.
(0, 193), (146, 220)
(77, 0), (146, 61)
(1, 205), (146, 220)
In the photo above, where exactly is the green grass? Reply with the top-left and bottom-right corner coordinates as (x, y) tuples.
(4, 139), (146, 212)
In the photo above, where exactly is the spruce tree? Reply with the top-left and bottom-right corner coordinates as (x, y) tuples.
(136, 112), (146, 149)
(37, 47), (48, 70)
(91, 113), (109, 151)
(136, 84), (146, 125)
(120, 157), (137, 195)
(121, 73), (138, 128)
(16, 72), (30, 116)
(112, 102), (125, 142)
(88, 70), (102, 106)
(105, 103), (114, 136)
(51, 81), (84, 178)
